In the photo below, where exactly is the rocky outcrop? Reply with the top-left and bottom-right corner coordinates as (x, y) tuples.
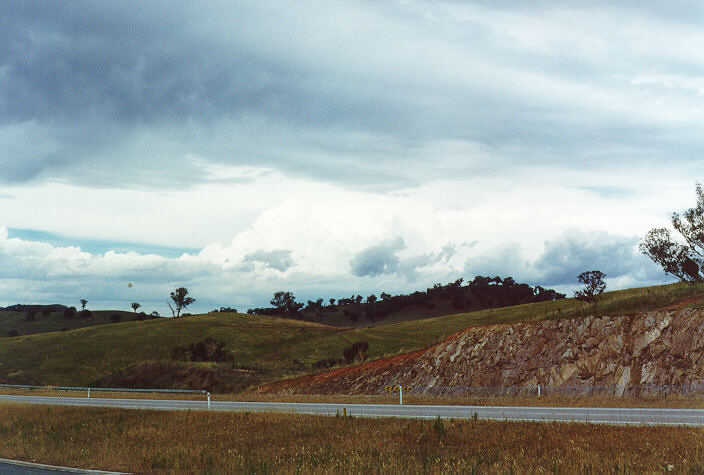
(264, 308), (704, 395)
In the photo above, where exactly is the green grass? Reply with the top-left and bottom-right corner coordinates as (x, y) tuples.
(0, 310), (136, 338)
(1, 282), (702, 391)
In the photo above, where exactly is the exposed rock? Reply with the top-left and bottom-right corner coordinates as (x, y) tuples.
(262, 308), (704, 396)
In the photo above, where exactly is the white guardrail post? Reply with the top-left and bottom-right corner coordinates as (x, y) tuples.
(207, 392), (211, 409)
(399, 386), (403, 405)
(87, 387), (90, 399)
(538, 384), (541, 398)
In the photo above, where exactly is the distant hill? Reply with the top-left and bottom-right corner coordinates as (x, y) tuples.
(0, 304), (68, 312)
(0, 307), (146, 338)
(248, 276), (566, 327)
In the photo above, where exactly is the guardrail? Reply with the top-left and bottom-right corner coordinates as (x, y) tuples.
(394, 384), (704, 398)
(0, 384), (211, 407)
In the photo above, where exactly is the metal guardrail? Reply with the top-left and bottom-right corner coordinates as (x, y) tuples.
(0, 384), (211, 407)
(399, 384), (704, 397)
(0, 383), (207, 394)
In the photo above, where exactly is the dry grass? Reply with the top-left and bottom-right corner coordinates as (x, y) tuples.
(1, 402), (703, 473)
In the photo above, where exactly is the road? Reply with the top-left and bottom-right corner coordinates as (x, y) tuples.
(2, 394), (704, 426)
(0, 457), (123, 474)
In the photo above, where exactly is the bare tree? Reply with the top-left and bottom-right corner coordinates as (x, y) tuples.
(131, 302), (141, 313)
(80, 299), (87, 311)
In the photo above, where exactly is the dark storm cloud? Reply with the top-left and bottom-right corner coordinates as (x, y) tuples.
(530, 231), (662, 286)
(242, 249), (294, 272)
(350, 237), (405, 277)
(2, 1), (704, 188)
(466, 231), (668, 287)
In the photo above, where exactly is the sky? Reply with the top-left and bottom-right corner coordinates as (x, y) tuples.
(1, 0), (702, 315)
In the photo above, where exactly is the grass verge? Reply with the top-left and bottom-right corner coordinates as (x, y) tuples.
(1, 402), (703, 473)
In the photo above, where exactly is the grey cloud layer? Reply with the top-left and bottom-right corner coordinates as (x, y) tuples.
(465, 230), (668, 287)
(3, 1), (704, 188)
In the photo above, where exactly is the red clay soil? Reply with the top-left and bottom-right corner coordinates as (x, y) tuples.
(259, 346), (433, 393)
(258, 322), (506, 393)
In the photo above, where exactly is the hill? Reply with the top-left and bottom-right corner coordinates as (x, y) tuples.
(263, 307), (704, 396)
(0, 308), (139, 338)
(1, 282), (702, 393)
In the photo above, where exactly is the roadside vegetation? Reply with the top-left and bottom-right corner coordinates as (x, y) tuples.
(1, 403), (702, 473)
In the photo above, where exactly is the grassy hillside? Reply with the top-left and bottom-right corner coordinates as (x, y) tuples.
(0, 309), (137, 338)
(1, 282), (702, 392)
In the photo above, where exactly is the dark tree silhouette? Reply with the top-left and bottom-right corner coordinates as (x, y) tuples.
(270, 291), (303, 316)
(366, 294), (377, 322)
(80, 299), (87, 311)
(640, 183), (704, 282)
(131, 302), (141, 313)
(574, 271), (606, 303)
(169, 287), (195, 318)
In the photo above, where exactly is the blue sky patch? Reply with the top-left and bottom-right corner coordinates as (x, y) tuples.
(8, 228), (199, 258)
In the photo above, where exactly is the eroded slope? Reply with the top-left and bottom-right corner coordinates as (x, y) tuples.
(263, 308), (704, 395)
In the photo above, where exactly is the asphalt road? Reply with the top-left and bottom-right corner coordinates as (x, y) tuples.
(0, 457), (123, 474)
(2, 394), (704, 426)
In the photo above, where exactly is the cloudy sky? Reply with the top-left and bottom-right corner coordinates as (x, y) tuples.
(1, 0), (701, 314)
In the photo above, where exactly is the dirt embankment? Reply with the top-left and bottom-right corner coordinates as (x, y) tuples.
(261, 308), (704, 395)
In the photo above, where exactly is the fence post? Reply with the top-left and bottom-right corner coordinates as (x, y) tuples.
(207, 392), (210, 409)
(399, 386), (403, 405)
(537, 384), (540, 398)
(87, 387), (90, 399)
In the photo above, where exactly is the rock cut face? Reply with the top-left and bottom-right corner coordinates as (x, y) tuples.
(265, 308), (704, 396)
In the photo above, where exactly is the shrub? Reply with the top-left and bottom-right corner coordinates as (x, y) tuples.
(171, 337), (233, 362)
(342, 341), (369, 364)
(110, 313), (122, 323)
(63, 306), (77, 319)
(433, 416), (446, 440)
(312, 358), (342, 370)
(79, 309), (92, 319)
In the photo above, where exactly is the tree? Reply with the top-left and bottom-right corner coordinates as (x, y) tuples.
(640, 184), (704, 282)
(80, 299), (87, 311)
(131, 302), (141, 313)
(168, 287), (195, 318)
(366, 294), (377, 322)
(574, 271), (606, 303)
(270, 291), (303, 317)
